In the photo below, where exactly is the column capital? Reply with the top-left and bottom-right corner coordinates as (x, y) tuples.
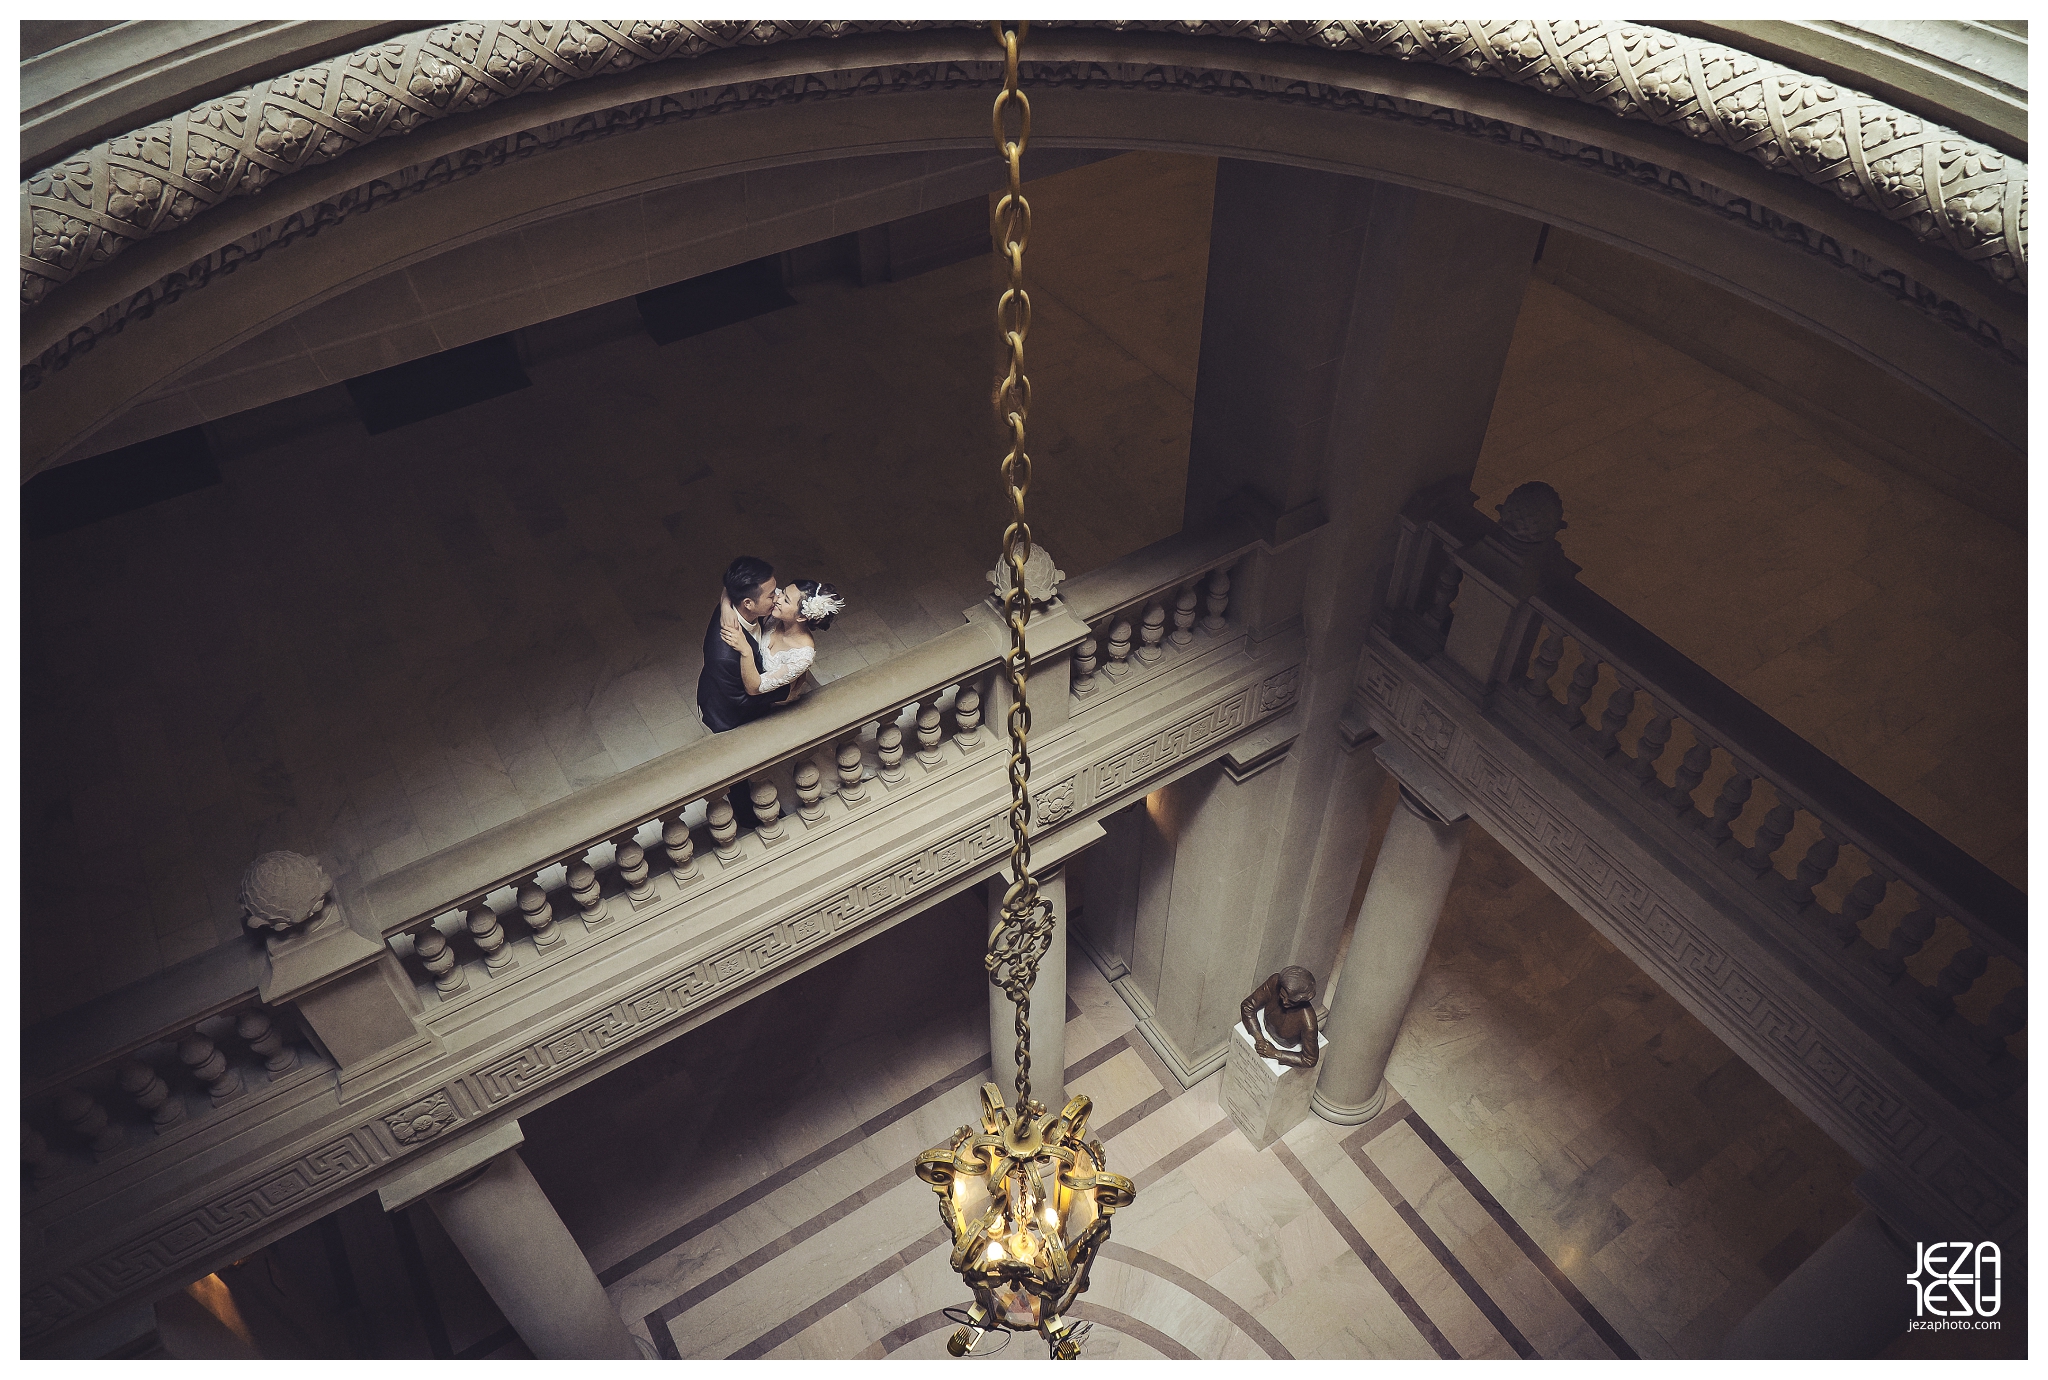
(377, 1116), (524, 1213)
(1372, 739), (1469, 825)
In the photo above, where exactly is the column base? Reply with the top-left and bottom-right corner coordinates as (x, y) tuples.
(1311, 1078), (1390, 1126)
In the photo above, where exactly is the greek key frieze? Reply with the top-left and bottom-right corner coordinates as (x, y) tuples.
(1359, 654), (1404, 715)
(84, 1134), (373, 1294)
(1095, 686), (1254, 798)
(469, 811), (1008, 1111)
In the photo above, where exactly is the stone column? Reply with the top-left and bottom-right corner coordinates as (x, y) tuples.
(1179, 161), (1541, 1003)
(988, 864), (1069, 1111)
(1313, 745), (1471, 1125)
(378, 1120), (637, 1360)
(1714, 1209), (1914, 1358)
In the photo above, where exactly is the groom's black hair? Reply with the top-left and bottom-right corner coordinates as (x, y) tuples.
(723, 555), (775, 605)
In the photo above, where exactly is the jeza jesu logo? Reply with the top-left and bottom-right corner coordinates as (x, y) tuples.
(1909, 1241), (2002, 1318)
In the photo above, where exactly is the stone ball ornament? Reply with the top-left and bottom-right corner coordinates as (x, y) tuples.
(240, 851), (335, 933)
(987, 544), (1066, 607)
(1495, 481), (1568, 544)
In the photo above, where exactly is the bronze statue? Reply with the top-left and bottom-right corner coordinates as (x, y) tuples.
(1240, 966), (1320, 1068)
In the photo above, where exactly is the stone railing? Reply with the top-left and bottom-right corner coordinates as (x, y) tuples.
(19, 520), (1293, 1350)
(1362, 478), (2024, 1238)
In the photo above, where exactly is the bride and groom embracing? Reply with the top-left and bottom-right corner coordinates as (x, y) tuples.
(695, 555), (845, 734)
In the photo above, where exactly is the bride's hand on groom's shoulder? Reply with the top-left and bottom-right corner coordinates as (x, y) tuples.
(718, 622), (747, 652)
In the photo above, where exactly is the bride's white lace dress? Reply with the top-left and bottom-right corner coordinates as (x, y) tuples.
(755, 639), (815, 693)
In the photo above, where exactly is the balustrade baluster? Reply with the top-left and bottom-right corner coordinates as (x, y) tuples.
(1781, 835), (1841, 911)
(1973, 987), (2026, 1060)
(1742, 803), (1796, 875)
(116, 1061), (186, 1132)
(1919, 943), (1989, 1019)
(1136, 602), (1167, 664)
(616, 833), (655, 899)
(1425, 562), (1463, 629)
(1666, 740), (1713, 813)
(664, 813), (699, 883)
(1170, 583), (1198, 646)
(1702, 765), (1755, 842)
(175, 1033), (243, 1104)
(518, 874), (563, 951)
(915, 698), (944, 767)
(1556, 656), (1598, 728)
(1201, 566), (1231, 634)
(236, 1009), (298, 1076)
(1875, 903), (1939, 981)
(1631, 708), (1672, 789)
(750, 779), (785, 844)
(466, 900), (516, 974)
(413, 919), (470, 993)
(793, 761), (825, 823)
(1103, 617), (1134, 680)
(567, 858), (609, 928)
(837, 737), (869, 804)
(1829, 869), (1890, 947)
(876, 723), (906, 784)
(1525, 628), (1564, 700)
(23, 1126), (64, 1186)
(1590, 683), (1635, 758)
(1070, 636), (1099, 698)
(54, 1091), (123, 1157)
(953, 686), (983, 751)
(708, 795), (741, 860)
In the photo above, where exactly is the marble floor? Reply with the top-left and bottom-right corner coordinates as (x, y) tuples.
(497, 816), (1869, 1363)
(20, 148), (2021, 1032)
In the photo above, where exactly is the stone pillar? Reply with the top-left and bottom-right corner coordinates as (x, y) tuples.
(378, 1120), (637, 1360)
(1313, 745), (1471, 1124)
(988, 864), (1069, 1111)
(1180, 161), (1542, 1005)
(1714, 1209), (1914, 1358)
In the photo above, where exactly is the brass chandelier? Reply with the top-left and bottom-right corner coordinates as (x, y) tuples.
(911, 22), (1135, 1362)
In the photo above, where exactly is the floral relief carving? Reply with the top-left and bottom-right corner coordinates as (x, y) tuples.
(18, 19), (2027, 313)
(383, 1090), (460, 1144)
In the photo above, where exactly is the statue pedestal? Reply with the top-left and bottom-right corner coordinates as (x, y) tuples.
(1220, 1017), (1326, 1151)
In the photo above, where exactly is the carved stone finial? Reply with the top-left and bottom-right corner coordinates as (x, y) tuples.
(240, 851), (333, 933)
(987, 544), (1066, 606)
(1495, 482), (1567, 545)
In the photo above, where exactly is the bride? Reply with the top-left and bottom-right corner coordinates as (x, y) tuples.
(719, 577), (844, 704)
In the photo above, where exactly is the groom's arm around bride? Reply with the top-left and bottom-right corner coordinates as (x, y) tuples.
(695, 556), (792, 734)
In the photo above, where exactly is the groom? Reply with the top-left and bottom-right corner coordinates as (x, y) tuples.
(697, 555), (796, 734)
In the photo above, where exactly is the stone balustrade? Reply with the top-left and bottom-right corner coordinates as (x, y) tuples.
(18, 519), (1289, 1351)
(1070, 560), (1239, 704)
(1361, 480), (2025, 1245)
(22, 1000), (315, 1180)
(383, 667), (1005, 1011)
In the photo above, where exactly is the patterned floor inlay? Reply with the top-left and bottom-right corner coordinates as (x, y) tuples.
(608, 960), (1634, 1361)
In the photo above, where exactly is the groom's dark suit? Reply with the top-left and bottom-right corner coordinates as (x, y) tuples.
(697, 606), (787, 733)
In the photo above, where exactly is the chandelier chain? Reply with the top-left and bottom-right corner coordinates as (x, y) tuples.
(984, 19), (1055, 1119)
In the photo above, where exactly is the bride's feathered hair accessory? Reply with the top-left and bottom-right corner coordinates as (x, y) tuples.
(795, 580), (845, 629)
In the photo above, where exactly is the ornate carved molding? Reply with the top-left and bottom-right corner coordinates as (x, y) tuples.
(1360, 637), (2021, 1236)
(20, 18), (2026, 319)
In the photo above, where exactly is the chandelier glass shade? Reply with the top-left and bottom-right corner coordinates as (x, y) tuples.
(916, 1083), (1136, 1358)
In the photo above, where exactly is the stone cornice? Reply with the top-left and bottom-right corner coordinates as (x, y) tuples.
(20, 18), (2027, 323)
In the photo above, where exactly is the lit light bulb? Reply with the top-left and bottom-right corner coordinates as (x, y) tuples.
(985, 1241), (1005, 1262)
